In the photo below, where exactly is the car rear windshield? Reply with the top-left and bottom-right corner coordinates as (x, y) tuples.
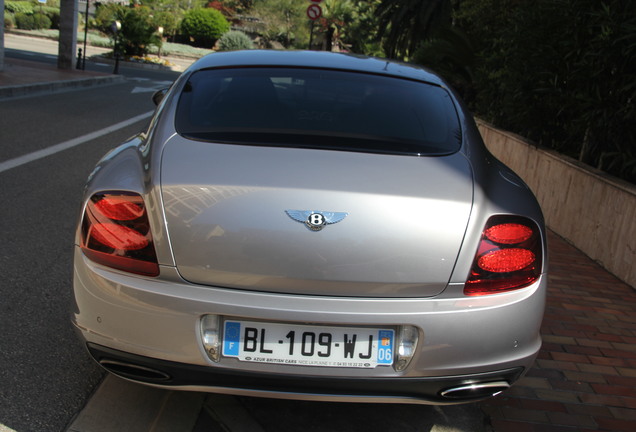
(175, 67), (461, 156)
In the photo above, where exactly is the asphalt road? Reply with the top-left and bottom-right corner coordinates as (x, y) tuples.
(0, 55), (181, 432)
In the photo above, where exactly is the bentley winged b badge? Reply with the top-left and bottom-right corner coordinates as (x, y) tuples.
(285, 210), (348, 231)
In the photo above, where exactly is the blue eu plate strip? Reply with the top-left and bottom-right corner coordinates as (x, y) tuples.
(223, 321), (241, 357)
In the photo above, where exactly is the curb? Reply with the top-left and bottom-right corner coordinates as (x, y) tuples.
(91, 56), (185, 73)
(0, 75), (126, 100)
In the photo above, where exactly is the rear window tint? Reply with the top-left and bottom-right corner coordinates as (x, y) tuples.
(175, 67), (461, 156)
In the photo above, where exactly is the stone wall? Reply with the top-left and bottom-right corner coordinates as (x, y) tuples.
(477, 120), (636, 288)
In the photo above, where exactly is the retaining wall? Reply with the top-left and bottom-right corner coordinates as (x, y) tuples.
(477, 120), (636, 288)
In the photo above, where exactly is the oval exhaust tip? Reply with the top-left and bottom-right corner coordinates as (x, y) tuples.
(440, 381), (510, 400)
(100, 359), (171, 382)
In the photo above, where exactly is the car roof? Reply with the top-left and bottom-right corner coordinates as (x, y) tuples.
(188, 50), (446, 87)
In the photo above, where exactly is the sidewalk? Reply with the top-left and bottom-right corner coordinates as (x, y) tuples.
(0, 57), (124, 99)
(480, 231), (636, 431)
(0, 31), (195, 99)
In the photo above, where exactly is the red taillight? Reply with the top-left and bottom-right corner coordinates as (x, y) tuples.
(81, 192), (159, 277)
(89, 223), (149, 250)
(93, 196), (145, 221)
(484, 223), (533, 245)
(464, 216), (542, 296)
(478, 248), (536, 273)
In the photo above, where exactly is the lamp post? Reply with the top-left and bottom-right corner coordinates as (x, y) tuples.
(110, 20), (122, 75)
(157, 26), (164, 58)
(81, 0), (89, 70)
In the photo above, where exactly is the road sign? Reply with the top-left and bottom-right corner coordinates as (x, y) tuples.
(307, 3), (322, 20)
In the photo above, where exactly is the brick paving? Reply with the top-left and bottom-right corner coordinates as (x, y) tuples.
(480, 230), (636, 431)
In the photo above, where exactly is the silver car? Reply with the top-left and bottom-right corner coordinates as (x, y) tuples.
(72, 50), (546, 404)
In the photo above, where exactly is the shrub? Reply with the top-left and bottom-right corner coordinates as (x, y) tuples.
(32, 13), (52, 30)
(92, 4), (161, 57)
(4, 12), (16, 30)
(180, 8), (230, 48)
(42, 6), (61, 29)
(93, 3), (121, 33)
(8, 3), (53, 30)
(15, 12), (35, 30)
(217, 30), (254, 51)
(153, 10), (181, 40)
(116, 6), (162, 57)
(5, 1), (33, 15)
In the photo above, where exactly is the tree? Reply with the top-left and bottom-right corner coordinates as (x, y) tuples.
(153, 10), (181, 41)
(180, 7), (230, 48)
(252, 0), (308, 48)
(344, 0), (383, 56)
(116, 6), (162, 57)
(94, 4), (161, 56)
(412, 25), (475, 98)
(375, 0), (451, 59)
(455, 0), (636, 183)
(311, 0), (355, 51)
(210, 0), (255, 15)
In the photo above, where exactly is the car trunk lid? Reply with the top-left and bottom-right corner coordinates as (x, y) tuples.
(160, 137), (473, 298)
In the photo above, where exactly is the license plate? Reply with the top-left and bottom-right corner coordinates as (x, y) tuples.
(222, 320), (394, 368)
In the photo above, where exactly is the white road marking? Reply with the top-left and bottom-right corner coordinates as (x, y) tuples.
(0, 111), (154, 174)
(132, 86), (161, 94)
(131, 80), (173, 94)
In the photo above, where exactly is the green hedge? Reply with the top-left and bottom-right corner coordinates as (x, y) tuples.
(5, 1), (34, 15)
(5, 2), (59, 30)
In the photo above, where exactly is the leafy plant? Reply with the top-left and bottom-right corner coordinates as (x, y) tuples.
(41, 6), (60, 29)
(5, 1), (34, 15)
(180, 7), (230, 48)
(93, 3), (122, 33)
(455, 0), (636, 183)
(343, 0), (383, 56)
(15, 12), (35, 29)
(217, 30), (254, 51)
(153, 10), (181, 41)
(32, 12), (52, 30)
(4, 12), (16, 30)
(375, 0), (451, 59)
(251, 0), (308, 49)
(116, 6), (163, 57)
(412, 25), (475, 99)
(93, 5), (164, 57)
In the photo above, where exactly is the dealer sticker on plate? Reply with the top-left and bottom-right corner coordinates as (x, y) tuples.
(222, 320), (394, 368)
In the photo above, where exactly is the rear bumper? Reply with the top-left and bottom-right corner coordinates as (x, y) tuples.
(73, 247), (545, 404)
(87, 343), (523, 404)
